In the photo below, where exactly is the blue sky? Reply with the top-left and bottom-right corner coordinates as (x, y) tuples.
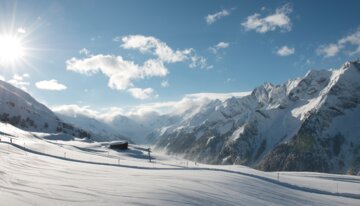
(0, 0), (360, 115)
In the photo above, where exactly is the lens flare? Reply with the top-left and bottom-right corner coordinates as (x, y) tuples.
(0, 35), (25, 65)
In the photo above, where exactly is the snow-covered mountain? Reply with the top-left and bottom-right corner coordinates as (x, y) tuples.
(0, 80), (91, 139)
(0, 80), (58, 132)
(25, 60), (360, 174)
(111, 115), (154, 143)
(112, 113), (183, 144)
(54, 110), (165, 143)
(53, 93), (250, 144)
(56, 113), (130, 142)
(153, 61), (360, 175)
(55, 107), (181, 144)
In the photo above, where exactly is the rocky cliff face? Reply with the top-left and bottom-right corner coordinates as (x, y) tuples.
(154, 61), (360, 175)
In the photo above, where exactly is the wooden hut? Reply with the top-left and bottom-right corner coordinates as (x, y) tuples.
(109, 141), (128, 150)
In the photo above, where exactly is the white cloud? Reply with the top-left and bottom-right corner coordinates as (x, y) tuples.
(100, 107), (125, 122)
(118, 35), (209, 68)
(205, 9), (230, 24)
(52, 103), (161, 124)
(17, 27), (26, 34)
(67, 35), (211, 100)
(52, 104), (99, 118)
(317, 29), (360, 57)
(209, 41), (230, 54)
(317, 44), (341, 57)
(277, 46), (295, 56)
(52, 91), (251, 124)
(189, 55), (210, 69)
(216, 42), (230, 49)
(124, 92), (251, 118)
(119, 35), (187, 63)
(51, 104), (124, 123)
(7, 74), (30, 91)
(185, 92), (251, 101)
(141, 58), (168, 77)
(66, 55), (168, 91)
(161, 80), (169, 88)
(105, 91), (250, 119)
(68, 35), (211, 100)
(0, 75), (5, 81)
(79, 48), (91, 56)
(35, 79), (67, 91)
(339, 31), (360, 45)
(128, 91), (252, 117)
(127, 87), (157, 100)
(209, 42), (230, 60)
(242, 4), (292, 33)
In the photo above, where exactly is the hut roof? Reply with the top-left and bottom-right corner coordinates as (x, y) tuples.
(109, 140), (128, 146)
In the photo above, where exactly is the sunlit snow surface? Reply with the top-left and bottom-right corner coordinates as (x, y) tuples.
(0, 123), (359, 206)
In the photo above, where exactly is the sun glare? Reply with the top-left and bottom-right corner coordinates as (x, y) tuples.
(0, 35), (25, 65)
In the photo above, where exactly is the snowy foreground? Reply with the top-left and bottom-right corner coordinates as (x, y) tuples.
(0, 123), (359, 206)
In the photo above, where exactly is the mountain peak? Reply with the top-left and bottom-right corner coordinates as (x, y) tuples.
(342, 60), (360, 72)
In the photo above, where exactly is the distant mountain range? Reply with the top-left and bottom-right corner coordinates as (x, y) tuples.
(151, 61), (360, 175)
(1, 61), (359, 175)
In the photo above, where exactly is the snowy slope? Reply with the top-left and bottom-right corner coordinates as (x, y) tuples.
(153, 61), (360, 174)
(0, 80), (60, 132)
(0, 80), (91, 139)
(0, 122), (359, 205)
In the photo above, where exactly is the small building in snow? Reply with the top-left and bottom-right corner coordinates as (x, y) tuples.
(109, 141), (128, 150)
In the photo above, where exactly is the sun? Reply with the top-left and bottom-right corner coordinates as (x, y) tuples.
(0, 35), (25, 65)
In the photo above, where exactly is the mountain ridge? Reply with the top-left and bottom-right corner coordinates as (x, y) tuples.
(151, 61), (360, 175)
(0, 79), (94, 140)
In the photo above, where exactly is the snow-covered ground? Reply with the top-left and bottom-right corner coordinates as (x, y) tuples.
(0, 122), (359, 206)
